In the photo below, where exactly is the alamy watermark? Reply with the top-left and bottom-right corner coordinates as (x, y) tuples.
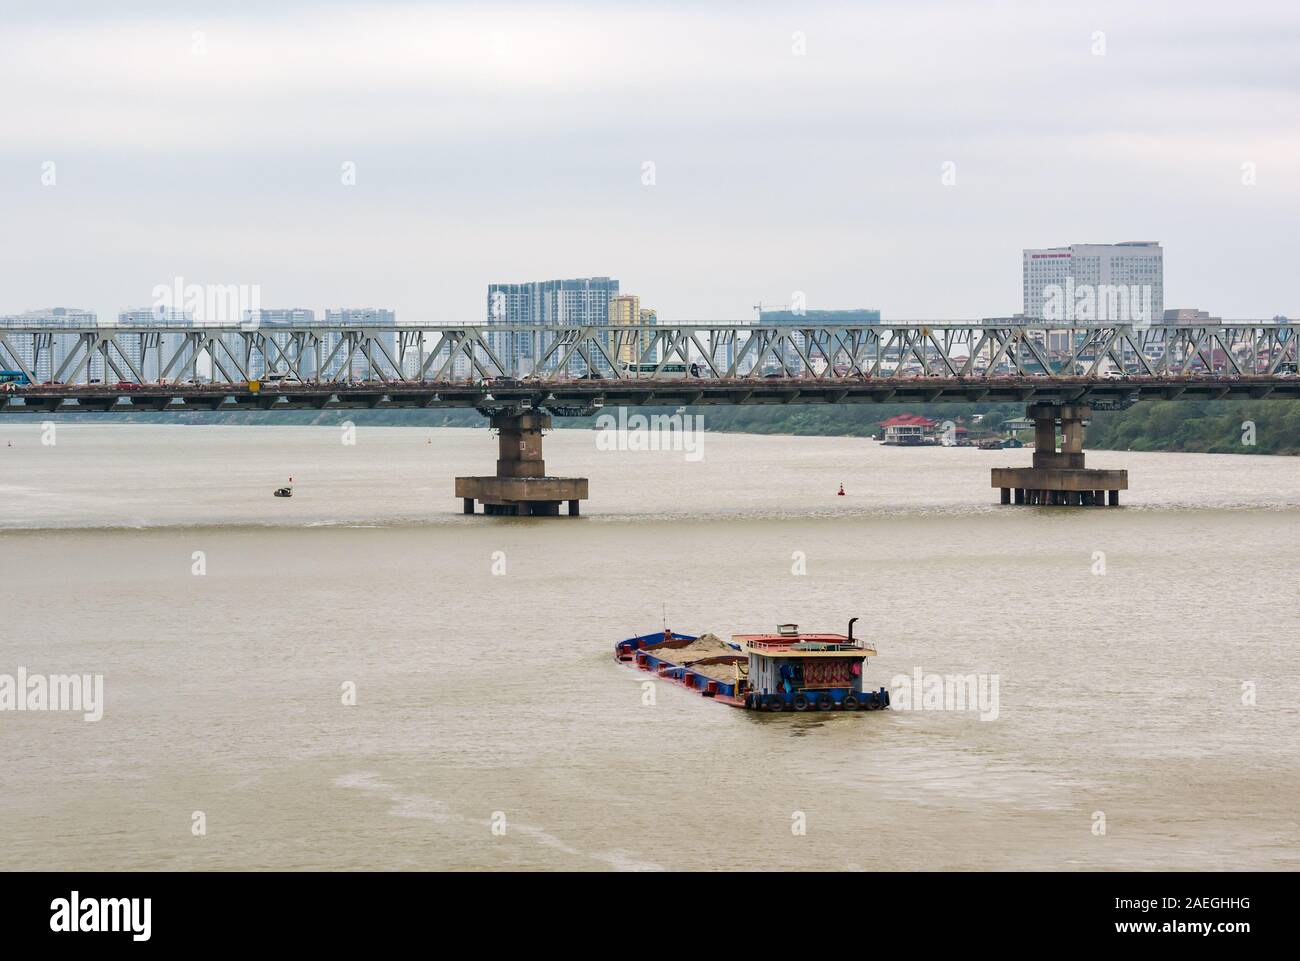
(890, 668), (999, 721)
(1042, 280), (1153, 329)
(0, 668), (103, 721)
(152, 275), (262, 325)
(595, 407), (705, 462)
(50, 892), (150, 941)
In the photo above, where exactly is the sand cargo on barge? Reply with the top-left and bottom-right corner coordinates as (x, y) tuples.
(614, 621), (890, 712)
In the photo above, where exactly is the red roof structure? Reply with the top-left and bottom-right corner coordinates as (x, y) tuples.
(879, 414), (937, 428)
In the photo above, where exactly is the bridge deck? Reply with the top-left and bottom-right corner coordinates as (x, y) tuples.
(3, 375), (1297, 414)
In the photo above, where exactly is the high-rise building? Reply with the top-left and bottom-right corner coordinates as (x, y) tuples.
(487, 277), (619, 375)
(607, 295), (658, 366)
(117, 306), (195, 381)
(1022, 242), (1163, 329)
(322, 308), (396, 380)
(710, 323), (737, 375)
(244, 308), (315, 378)
(0, 307), (99, 382)
(638, 308), (658, 365)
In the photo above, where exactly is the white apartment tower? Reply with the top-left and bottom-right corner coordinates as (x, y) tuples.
(243, 308), (316, 379)
(117, 306), (195, 381)
(321, 308), (397, 381)
(0, 307), (99, 382)
(486, 277), (620, 375)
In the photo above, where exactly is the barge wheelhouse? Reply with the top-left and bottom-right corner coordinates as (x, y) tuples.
(737, 622), (887, 712)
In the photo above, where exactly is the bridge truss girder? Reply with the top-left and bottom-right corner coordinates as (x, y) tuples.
(0, 321), (1294, 390)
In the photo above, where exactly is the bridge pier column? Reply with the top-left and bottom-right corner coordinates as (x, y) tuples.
(454, 411), (588, 517)
(991, 404), (1127, 507)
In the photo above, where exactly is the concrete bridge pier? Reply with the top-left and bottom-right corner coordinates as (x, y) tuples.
(455, 411), (588, 516)
(991, 404), (1126, 507)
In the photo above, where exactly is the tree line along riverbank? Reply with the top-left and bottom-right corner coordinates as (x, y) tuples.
(24, 398), (1300, 456)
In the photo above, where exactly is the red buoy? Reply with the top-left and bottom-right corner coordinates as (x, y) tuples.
(837, 483), (845, 496)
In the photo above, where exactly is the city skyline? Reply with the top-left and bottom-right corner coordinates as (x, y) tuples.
(0, 235), (1283, 327)
(2, 1), (1297, 326)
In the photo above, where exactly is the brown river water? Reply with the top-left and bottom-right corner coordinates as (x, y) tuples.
(1, 423), (1297, 870)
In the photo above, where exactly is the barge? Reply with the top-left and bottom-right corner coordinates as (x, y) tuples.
(614, 620), (889, 712)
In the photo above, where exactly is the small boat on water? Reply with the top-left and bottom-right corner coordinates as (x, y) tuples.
(614, 620), (889, 712)
(273, 486), (293, 498)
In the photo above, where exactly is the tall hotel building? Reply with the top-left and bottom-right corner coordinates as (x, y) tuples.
(486, 277), (620, 375)
(1023, 242), (1163, 353)
(1023, 242), (1163, 322)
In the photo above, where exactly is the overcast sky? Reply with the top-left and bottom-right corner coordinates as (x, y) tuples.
(2, 0), (1297, 323)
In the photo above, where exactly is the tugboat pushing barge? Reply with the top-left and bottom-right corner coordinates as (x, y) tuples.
(614, 620), (889, 712)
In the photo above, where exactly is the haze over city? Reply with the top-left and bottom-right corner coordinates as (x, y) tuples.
(3, 0), (1298, 323)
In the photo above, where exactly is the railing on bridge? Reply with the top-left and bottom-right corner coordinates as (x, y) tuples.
(0, 321), (1296, 387)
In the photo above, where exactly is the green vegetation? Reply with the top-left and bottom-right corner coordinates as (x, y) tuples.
(1087, 400), (1300, 456)
(36, 398), (1300, 455)
(676, 400), (1300, 455)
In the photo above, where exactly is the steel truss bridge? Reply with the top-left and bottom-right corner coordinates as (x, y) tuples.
(2, 320), (1297, 415)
